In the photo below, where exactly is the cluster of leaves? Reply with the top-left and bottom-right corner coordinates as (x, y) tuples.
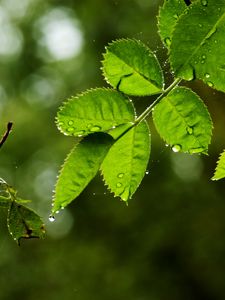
(0, 178), (45, 244)
(51, 0), (225, 216)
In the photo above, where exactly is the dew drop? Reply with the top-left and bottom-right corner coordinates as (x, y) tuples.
(90, 126), (101, 132)
(182, 64), (195, 81)
(74, 130), (85, 136)
(67, 127), (75, 133)
(214, 40), (218, 44)
(117, 173), (124, 178)
(145, 170), (149, 175)
(202, 55), (206, 59)
(164, 37), (171, 47)
(201, 0), (208, 6)
(207, 81), (214, 87)
(173, 14), (178, 19)
(116, 182), (122, 188)
(186, 126), (193, 135)
(199, 24), (203, 28)
(172, 144), (181, 153)
(205, 73), (210, 78)
(49, 216), (55, 222)
(87, 123), (93, 129)
(189, 147), (205, 154)
(68, 120), (74, 126)
(13, 238), (17, 241)
(120, 188), (130, 201)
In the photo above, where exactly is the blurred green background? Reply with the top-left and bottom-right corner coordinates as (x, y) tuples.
(0, 0), (225, 299)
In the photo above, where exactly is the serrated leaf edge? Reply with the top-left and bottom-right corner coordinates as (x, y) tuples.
(101, 38), (164, 95)
(152, 86), (213, 154)
(55, 87), (136, 137)
(212, 149), (225, 181)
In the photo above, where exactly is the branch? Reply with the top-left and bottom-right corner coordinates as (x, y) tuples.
(0, 122), (13, 149)
(115, 78), (182, 142)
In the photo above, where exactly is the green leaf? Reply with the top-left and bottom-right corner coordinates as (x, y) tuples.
(170, 0), (225, 91)
(152, 87), (213, 154)
(212, 150), (225, 180)
(158, 0), (187, 47)
(7, 202), (45, 244)
(56, 88), (135, 137)
(100, 120), (150, 201)
(52, 133), (113, 214)
(102, 39), (164, 96)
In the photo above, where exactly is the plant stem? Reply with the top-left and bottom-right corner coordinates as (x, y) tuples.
(0, 122), (13, 149)
(134, 78), (181, 125)
(115, 78), (181, 141)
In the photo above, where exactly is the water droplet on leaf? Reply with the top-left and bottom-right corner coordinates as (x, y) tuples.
(164, 37), (171, 47)
(116, 182), (122, 188)
(68, 120), (74, 126)
(172, 144), (182, 153)
(189, 147), (205, 154)
(90, 126), (101, 132)
(182, 64), (195, 81)
(120, 188), (130, 201)
(201, 0), (208, 6)
(67, 127), (75, 133)
(145, 170), (149, 175)
(207, 81), (214, 87)
(117, 173), (124, 178)
(49, 216), (55, 222)
(205, 73), (210, 78)
(186, 126), (193, 135)
(74, 130), (85, 136)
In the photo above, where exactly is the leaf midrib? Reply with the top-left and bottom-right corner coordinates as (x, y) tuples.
(166, 97), (204, 148)
(107, 51), (162, 90)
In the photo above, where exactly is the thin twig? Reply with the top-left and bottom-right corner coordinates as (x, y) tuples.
(115, 78), (182, 141)
(0, 122), (13, 148)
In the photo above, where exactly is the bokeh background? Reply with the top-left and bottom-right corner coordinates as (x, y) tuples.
(0, 0), (225, 299)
